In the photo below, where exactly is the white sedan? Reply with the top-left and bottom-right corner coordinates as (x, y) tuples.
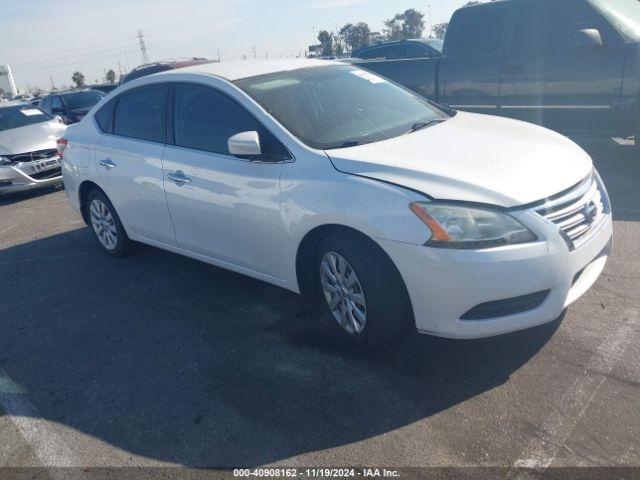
(60, 59), (613, 344)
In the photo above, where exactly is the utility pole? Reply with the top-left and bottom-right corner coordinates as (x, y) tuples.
(137, 30), (149, 64)
(428, 4), (433, 38)
(217, 49), (221, 62)
(251, 45), (257, 59)
(49, 75), (55, 91)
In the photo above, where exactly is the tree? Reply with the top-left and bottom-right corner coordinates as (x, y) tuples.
(384, 9), (425, 41)
(432, 22), (449, 40)
(339, 22), (372, 52)
(317, 30), (343, 57)
(71, 71), (85, 88)
(106, 69), (116, 84)
(318, 30), (334, 56)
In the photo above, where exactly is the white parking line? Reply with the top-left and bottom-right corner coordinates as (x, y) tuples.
(508, 309), (639, 478)
(0, 368), (84, 475)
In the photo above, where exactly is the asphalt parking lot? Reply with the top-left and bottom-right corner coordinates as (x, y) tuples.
(0, 138), (638, 476)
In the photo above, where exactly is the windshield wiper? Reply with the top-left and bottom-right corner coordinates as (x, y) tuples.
(407, 119), (445, 134)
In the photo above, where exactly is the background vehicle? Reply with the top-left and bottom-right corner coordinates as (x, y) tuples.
(0, 102), (66, 193)
(353, 0), (640, 145)
(61, 60), (612, 345)
(39, 89), (105, 124)
(90, 84), (118, 94)
(352, 38), (443, 60)
(120, 58), (217, 84)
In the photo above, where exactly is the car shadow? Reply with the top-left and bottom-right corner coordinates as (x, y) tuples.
(0, 227), (561, 467)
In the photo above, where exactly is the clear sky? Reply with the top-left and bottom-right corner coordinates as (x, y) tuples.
(1, 0), (477, 92)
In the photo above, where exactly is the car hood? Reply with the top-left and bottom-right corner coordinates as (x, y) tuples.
(0, 120), (66, 155)
(324, 112), (593, 208)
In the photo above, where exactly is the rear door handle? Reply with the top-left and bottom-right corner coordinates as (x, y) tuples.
(167, 170), (192, 185)
(98, 159), (116, 169)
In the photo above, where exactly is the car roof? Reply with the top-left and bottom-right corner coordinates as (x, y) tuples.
(162, 58), (342, 82)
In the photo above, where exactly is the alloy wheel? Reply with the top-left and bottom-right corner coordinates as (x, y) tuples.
(89, 199), (118, 250)
(320, 251), (367, 335)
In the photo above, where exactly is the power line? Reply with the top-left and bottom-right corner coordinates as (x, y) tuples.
(1, 37), (139, 64)
(9, 43), (139, 68)
(137, 30), (149, 64)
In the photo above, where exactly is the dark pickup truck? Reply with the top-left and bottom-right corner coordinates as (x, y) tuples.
(354, 0), (640, 145)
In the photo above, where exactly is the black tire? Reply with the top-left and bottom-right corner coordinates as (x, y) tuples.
(315, 233), (413, 346)
(85, 190), (130, 257)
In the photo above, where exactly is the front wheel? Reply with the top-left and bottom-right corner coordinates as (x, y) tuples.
(316, 234), (413, 346)
(86, 190), (130, 257)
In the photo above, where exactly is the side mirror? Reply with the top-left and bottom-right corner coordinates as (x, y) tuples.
(571, 29), (603, 48)
(54, 115), (65, 124)
(228, 131), (262, 158)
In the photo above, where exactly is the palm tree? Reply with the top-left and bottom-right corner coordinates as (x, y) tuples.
(71, 71), (85, 88)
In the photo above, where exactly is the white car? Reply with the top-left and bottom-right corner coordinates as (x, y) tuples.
(60, 59), (613, 344)
(0, 102), (66, 194)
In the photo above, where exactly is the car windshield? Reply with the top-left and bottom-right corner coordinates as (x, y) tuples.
(590, 0), (640, 40)
(235, 65), (449, 150)
(0, 105), (52, 132)
(63, 91), (104, 110)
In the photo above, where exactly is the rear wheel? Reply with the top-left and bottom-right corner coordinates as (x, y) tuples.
(315, 234), (413, 346)
(86, 190), (130, 257)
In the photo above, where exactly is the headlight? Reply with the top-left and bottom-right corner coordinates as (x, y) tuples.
(0, 156), (11, 166)
(410, 202), (537, 249)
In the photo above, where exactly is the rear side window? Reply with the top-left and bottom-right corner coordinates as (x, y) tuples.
(404, 44), (431, 58)
(358, 45), (403, 60)
(113, 86), (167, 143)
(173, 84), (290, 160)
(446, 5), (507, 57)
(51, 96), (64, 112)
(512, 0), (614, 52)
(40, 97), (51, 113)
(94, 99), (115, 133)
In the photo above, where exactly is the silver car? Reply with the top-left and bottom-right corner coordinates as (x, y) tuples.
(0, 102), (66, 194)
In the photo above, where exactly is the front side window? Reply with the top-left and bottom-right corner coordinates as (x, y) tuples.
(0, 106), (52, 132)
(235, 65), (449, 150)
(173, 84), (289, 160)
(113, 86), (167, 143)
(513, 0), (614, 52)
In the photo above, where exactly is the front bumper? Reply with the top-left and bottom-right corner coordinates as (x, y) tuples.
(379, 211), (613, 339)
(0, 164), (63, 194)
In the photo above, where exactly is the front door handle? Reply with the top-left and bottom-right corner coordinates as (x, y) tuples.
(167, 170), (192, 185)
(98, 159), (116, 170)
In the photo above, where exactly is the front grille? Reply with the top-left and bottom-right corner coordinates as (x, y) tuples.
(535, 172), (610, 251)
(30, 167), (62, 180)
(5, 149), (58, 165)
